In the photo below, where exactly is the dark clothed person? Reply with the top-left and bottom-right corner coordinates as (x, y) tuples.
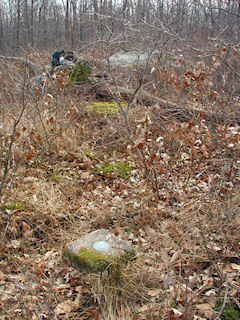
(51, 50), (64, 67)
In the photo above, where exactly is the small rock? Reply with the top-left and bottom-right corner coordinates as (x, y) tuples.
(64, 229), (134, 272)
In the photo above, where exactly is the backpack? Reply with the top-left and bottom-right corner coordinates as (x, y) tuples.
(51, 50), (64, 67)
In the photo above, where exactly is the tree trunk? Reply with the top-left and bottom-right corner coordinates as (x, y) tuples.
(65, 0), (69, 45)
(30, 0), (34, 47)
(16, 0), (21, 52)
(71, 0), (77, 49)
(0, 8), (4, 52)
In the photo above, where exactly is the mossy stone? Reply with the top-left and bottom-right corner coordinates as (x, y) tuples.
(66, 248), (116, 273)
(64, 229), (134, 273)
(69, 60), (91, 84)
(87, 102), (128, 115)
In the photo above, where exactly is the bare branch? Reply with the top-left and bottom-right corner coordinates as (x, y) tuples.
(0, 55), (39, 74)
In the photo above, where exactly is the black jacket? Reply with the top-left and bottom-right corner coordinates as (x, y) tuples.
(51, 50), (64, 67)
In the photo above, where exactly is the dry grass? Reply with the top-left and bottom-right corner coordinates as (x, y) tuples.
(0, 50), (239, 320)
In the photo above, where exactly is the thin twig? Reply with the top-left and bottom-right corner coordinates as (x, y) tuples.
(215, 282), (229, 320)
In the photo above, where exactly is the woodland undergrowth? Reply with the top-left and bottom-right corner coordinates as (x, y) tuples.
(0, 46), (239, 320)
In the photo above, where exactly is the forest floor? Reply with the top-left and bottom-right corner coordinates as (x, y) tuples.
(0, 50), (240, 320)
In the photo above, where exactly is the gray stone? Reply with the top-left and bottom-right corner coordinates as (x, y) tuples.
(29, 75), (47, 94)
(64, 229), (134, 272)
(109, 51), (150, 67)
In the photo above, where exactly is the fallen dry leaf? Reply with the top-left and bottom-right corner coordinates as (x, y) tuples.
(161, 248), (170, 264)
(138, 303), (156, 313)
(54, 299), (75, 315)
(10, 240), (21, 249)
(231, 263), (240, 271)
(147, 288), (163, 297)
(170, 250), (182, 264)
(168, 307), (184, 319)
(196, 303), (214, 318)
(204, 289), (217, 308)
(22, 221), (31, 232)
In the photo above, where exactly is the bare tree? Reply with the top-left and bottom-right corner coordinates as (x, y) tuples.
(71, 0), (77, 48)
(0, 0), (239, 63)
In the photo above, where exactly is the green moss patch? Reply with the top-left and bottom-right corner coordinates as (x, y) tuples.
(2, 202), (25, 212)
(65, 248), (116, 273)
(85, 152), (97, 160)
(215, 300), (240, 320)
(87, 102), (128, 115)
(69, 60), (92, 84)
(94, 161), (133, 179)
(47, 168), (62, 182)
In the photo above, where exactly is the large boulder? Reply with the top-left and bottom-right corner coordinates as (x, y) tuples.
(109, 51), (150, 67)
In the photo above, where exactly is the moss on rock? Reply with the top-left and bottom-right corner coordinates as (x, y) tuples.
(87, 102), (128, 115)
(69, 60), (92, 84)
(65, 248), (117, 273)
(64, 229), (135, 274)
